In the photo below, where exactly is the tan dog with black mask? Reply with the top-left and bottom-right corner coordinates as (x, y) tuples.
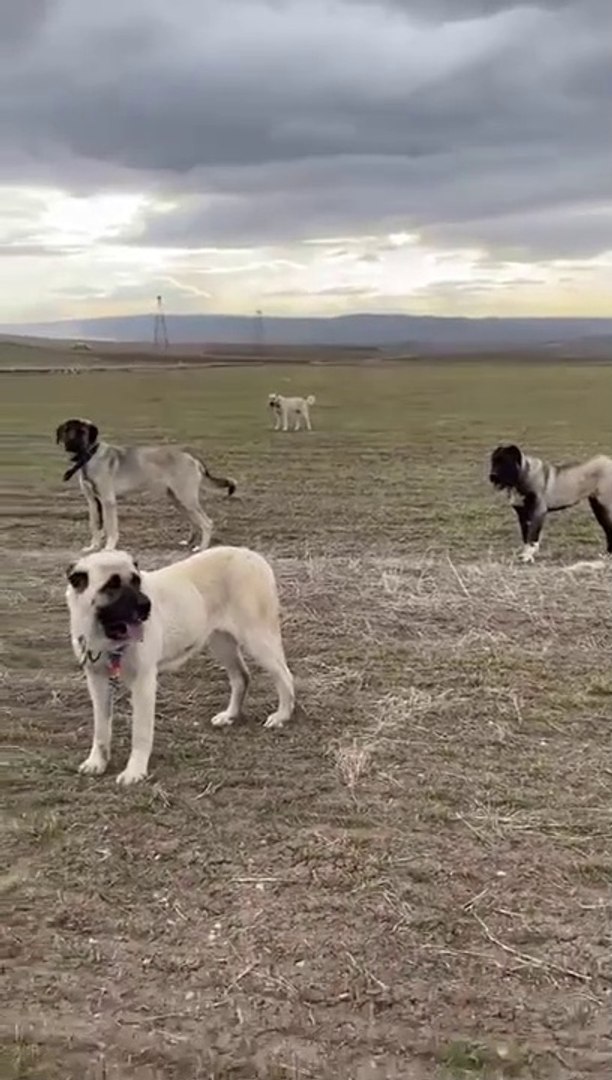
(66, 547), (295, 785)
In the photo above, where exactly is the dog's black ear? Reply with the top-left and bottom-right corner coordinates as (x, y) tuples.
(56, 422), (67, 445)
(67, 565), (88, 592)
(504, 444), (522, 464)
(86, 422), (99, 446)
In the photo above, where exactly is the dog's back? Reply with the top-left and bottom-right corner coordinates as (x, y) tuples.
(546, 454), (612, 509)
(147, 546), (281, 634)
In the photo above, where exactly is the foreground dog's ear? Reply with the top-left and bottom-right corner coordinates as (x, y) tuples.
(66, 565), (89, 592)
(86, 422), (99, 446)
(56, 422), (68, 445)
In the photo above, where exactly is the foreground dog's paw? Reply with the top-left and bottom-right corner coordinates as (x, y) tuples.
(81, 542), (103, 554)
(210, 710), (237, 727)
(264, 712), (289, 730)
(116, 764), (148, 786)
(78, 751), (108, 776)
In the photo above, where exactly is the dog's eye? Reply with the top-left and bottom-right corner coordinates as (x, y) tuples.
(101, 574), (122, 593)
(68, 570), (88, 592)
(130, 573), (141, 588)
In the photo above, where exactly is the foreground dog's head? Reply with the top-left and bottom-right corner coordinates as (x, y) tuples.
(56, 418), (99, 455)
(268, 393), (281, 411)
(489, 444), (524, 490)
(66, 551), (151, 645)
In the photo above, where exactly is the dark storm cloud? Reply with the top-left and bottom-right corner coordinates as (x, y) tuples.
(1, 0), (610, 258)
(0, 0), (54, 49)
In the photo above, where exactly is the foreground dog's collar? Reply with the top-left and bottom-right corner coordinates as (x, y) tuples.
(77, 637), (126, 678)
(63, 443), (99, 483)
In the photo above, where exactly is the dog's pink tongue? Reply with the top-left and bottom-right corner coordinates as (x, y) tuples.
(127, 622), (144, 642)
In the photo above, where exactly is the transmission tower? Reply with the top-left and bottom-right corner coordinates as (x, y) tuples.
(254, 308), (265, 350)
(153, 294), (169, 350)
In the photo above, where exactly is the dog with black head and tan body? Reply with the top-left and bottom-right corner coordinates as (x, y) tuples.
(56, 418), (235, 553)
(489, 443), (612, 562)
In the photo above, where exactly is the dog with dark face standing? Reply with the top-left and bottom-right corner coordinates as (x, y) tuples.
(489, 443), (612, 562)
(67, 547), (295, 785)
(56, 418), (235, 552)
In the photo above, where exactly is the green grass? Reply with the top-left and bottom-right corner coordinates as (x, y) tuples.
(4, 360), (612, 559)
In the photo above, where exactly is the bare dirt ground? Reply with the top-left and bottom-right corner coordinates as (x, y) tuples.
(2, 363), (612, 1079)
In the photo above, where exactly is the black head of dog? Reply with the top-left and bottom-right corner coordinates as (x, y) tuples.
(56, 418), (99, 456)
(67, 554), (151, 644)
(489, 444), (523, 490)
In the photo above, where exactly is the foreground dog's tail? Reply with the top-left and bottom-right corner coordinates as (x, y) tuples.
(306, 395), (316, 406)
(193, 455), (236, 497)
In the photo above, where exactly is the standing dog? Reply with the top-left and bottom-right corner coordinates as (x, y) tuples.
(489, 443), (612, 562)
(66, 547), (295, 785)
(56, 419), (235, 552)
(268, 393), (316, 432)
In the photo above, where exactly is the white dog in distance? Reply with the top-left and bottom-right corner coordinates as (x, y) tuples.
(66, 547), (295, 785)
(268, 393), (316, 432)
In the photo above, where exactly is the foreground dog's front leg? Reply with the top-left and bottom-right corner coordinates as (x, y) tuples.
(116, 669), (157, 786)
(79, 669), (113, 776)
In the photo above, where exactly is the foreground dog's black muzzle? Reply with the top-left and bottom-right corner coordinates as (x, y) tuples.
(98, 587), (151, 642)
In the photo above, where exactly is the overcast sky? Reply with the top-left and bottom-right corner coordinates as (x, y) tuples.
(0, 0), (610, 323)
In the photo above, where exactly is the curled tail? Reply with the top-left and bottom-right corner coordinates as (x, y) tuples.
(306, 395), (316, 406)
(194, 454), (236, 497)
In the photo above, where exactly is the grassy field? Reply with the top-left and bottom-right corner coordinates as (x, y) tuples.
(2, 361), (612, 1079)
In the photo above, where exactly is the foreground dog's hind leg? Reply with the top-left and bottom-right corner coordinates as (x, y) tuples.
(243, 631), (295, 729)
(207, 631), (250, 727)
(116, 669), (157, 786)
(79, 669), (113, 775)
(588, 497), (612, 553)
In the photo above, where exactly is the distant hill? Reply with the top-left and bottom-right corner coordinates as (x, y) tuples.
(2, 313), (612, 354)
